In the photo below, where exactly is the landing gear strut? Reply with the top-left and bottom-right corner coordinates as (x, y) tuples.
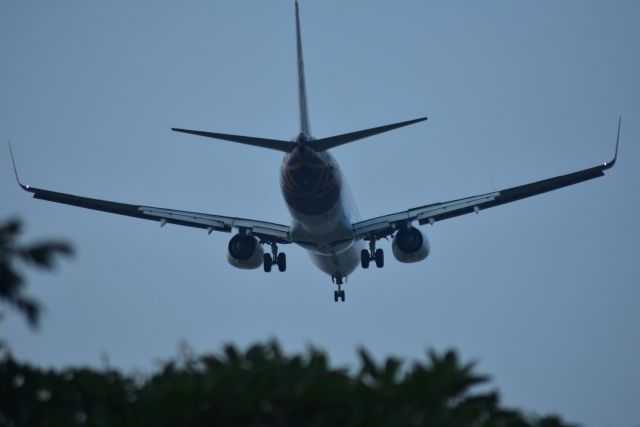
(332, 275), (345, 302)
(263, 242), (286, 273)
(361, 239), (384, 269)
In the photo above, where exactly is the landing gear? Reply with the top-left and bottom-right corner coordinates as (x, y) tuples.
(263, 243), (286, 273)
(361, 240), (384, 269)
(332, 275), (346, 302)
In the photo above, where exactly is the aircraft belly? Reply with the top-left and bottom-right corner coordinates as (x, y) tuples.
(290, 199), (354, 255)
(290, 194), (365, 278)
(309, 242), (363, 278)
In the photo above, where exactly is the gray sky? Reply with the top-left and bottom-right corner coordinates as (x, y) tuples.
(2, 1), (639, 425)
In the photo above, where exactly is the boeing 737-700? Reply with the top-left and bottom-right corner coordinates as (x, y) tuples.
(10, 2), (620, 302)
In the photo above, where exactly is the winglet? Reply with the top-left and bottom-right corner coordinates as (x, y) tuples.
(603, 116), (621, 169)
(7, 141), (31, 191)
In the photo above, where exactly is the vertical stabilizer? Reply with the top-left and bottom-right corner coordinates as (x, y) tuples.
(295, 1), (311, 136)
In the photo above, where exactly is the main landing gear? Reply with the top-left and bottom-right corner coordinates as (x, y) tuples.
(361, 239), (384, 269)
(263, 242), (286, 273)
(332, 275), (345, 302)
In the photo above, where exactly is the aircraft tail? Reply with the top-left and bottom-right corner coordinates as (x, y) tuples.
(171, 3), (427, 153)
(170, 1), (312, 153)
(295, 1), (311, 136)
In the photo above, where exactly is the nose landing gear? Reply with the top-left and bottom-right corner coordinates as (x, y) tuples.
(361, 239), (384, 269)
(332, 275), (346, 302)
(263, 242), (286, 273)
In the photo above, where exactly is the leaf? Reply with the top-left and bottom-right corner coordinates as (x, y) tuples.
(0, 217), (73, 329)
(357, 347), (379, 381)
(16, 241), (74, 269)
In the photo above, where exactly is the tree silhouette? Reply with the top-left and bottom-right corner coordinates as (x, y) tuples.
(0, 218), (72, 329)
(0, 341), (575, 427)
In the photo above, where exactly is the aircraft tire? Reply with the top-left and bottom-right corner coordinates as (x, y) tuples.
(277, 252), (287, 272)
(263, 253), (272, 272)
(374, 249), (384, 268)
(361, 249), (370, 269)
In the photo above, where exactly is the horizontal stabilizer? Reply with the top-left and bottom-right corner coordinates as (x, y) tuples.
(172, 128), (295, 152)
(313, 117), (427, 151)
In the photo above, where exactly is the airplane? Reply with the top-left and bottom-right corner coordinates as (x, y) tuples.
(10, 1), (620, 302)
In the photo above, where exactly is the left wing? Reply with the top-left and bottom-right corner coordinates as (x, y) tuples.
(8, 146), (290, 243)
(17, 185), (291, 243)
(354, 119), (621, 241)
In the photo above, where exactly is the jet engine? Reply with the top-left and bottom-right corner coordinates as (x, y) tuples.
(392, 227), (430, 263)
(227, 234), (264, 269)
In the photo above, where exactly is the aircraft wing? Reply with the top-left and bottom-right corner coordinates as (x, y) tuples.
(353, 120), (620, 241)
(16, 184), (291, 242)
(8, 147), (290, 244)
(15, 185), (291, 243)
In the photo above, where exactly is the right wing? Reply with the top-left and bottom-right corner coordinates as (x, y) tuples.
(354, 118), (621, 241)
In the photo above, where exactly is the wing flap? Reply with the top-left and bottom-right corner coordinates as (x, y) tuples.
(140, 206), (290, 241)
(140, 209), (231, 231)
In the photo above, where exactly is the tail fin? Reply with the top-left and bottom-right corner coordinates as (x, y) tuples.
(171, 3), (427, 154)
(295, 0), (311, 136)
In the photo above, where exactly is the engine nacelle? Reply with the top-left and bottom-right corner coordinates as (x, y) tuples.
(226, 235), (264, 269)
(392, 227), (430, 263)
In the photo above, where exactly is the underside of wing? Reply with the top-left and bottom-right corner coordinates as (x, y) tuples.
(13, 183), (290, 244)
(354, 118), (621, 240)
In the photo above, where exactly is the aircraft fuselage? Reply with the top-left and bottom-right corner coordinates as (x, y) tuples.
(281, 135), (364, 279)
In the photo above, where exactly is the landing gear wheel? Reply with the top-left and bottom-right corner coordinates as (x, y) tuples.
(360, 249), (370, 269)
(374, 248), (384, 268)
(263, 243), (286, 273)
(263, 253), (272, 272)
(333, 275), (346, 302)
(362, 239), (383, 269)
(277, 252), (287, 272)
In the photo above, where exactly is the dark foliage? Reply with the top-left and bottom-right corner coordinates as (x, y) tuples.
(0, 218), (73, 329)
(0, 341), (575, 427)
(0, 218), (575, 426)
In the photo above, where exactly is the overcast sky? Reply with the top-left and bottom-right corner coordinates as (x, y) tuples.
(2, 1), (639, 425)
